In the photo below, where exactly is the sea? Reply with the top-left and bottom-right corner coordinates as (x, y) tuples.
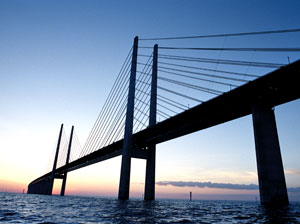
(0, 192), (300, 223)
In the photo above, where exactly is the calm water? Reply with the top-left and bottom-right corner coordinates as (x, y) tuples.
(1, 192), (300, 223)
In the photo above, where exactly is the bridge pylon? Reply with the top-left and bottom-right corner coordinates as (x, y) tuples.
(27, 124), (63, 195)
(144, 44), (158, 200)
(48, 123), (64, 195)
(60, 125), (74, 196)
(118, 36), (139, 200)
(252, 103), (289, 205)
(118, 39), (159, 200)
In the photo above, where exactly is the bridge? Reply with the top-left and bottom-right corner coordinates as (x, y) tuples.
(28, 30), (300, 205)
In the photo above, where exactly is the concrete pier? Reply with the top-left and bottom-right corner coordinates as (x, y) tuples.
(252, 103), (289, 205)
(144, 145), (156, 200)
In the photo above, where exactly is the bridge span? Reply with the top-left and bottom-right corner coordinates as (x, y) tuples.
(28, 35), (300, 206)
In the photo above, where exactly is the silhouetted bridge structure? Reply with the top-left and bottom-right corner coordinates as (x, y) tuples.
(28, 30), (300, 205)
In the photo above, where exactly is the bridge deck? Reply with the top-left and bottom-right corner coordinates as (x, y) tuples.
(29, 60), (300, 186)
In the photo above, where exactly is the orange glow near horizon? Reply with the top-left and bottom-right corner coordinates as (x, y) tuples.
(0, 179), (27, 194)
(0, 155), (297, 201)
(50, 178), (259, 199)
(5, 178), (300, 201)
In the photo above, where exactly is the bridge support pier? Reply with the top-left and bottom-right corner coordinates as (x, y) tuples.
(60, 174), (67, 196)
(252, 103), (289, 205)
(144, 145), (156, 200)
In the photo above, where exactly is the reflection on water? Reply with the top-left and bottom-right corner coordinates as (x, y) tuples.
(0, 192), (299, 223)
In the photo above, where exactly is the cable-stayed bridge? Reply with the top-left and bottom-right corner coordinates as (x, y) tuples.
(28, 29), (300, 205)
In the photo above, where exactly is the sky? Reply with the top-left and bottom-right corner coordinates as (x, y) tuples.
(0, 0), (300, 201)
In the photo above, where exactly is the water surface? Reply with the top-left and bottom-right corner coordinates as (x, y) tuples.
(1, 192), (300, 223)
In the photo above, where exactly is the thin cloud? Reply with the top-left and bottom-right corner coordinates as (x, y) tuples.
(285, 169), (300, 175)
(156, 181), (300, 192)
(156, 181), (258, 190)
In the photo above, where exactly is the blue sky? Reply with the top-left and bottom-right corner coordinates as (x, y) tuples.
(0, 0), (300, 200)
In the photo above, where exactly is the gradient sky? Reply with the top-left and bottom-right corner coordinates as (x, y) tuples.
(1, 0), (300, 201)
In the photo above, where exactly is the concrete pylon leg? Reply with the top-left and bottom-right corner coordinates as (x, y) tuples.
(118, 37), (139, 200)
(252, 103), (288, 205)
(48, 123), (64, 195)
(144, 44), (158, 201)
(60, 126), (74, 196)
(144, 145), (156, 200)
